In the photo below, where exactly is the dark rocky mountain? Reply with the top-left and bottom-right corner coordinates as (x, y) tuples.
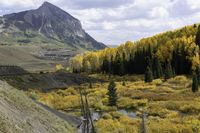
(0, 2), (106, 50)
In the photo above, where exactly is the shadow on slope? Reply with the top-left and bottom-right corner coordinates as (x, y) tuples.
(0, 70), (103, 92)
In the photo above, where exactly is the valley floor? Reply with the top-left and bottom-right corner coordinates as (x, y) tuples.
(0, 45), (79, 72)
(29, 74), (200, 133)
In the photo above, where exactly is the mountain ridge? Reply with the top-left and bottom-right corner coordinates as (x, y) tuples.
(0, 1), (106, 50)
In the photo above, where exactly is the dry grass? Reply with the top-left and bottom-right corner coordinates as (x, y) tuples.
(32, 75), (200, 133)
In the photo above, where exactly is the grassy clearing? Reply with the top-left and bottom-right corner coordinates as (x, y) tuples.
(30, 75), (200, 133)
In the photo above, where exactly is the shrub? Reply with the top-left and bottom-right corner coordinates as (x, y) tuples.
(164, 101), (181, 110)
(152, 79), (163, 85)
(95, 119), (123, 133)
(110, 111), (123, 119)
(102, 113), (112, 119)
(29, 92), (39, 100)
(180, 104), (200, 114)
(118, 97), (136, 109)
(167, 76), (188, 85)
(118, 97), (147, 109)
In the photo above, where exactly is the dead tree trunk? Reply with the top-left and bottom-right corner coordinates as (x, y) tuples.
(79, 87), (96, 133)
(84, 93), (95, 133)
(141, 112), (147, 133)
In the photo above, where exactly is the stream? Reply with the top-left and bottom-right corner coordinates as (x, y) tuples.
(37, 101), (137, 132)
(118, 109), (137, 118)
(77, 109), (137, 133)
(91, 109), (137, 121)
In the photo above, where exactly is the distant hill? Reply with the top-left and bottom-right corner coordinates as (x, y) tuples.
(0, 2), (106, 50)
(107, 45), (119, 48)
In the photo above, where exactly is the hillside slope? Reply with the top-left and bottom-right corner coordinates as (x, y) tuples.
(0, 45), (70, 72)
(0, 80), (75, 133)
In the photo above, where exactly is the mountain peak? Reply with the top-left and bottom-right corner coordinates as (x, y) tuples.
(40, 1), (57, 8)
(38, 1), (61, 12)
(0, 2), (106, 50)
(36, 1), (76, 21)
(43, 1), (52, 5)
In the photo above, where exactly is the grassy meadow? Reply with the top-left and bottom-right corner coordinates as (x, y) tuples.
(28, 74), (200, 133)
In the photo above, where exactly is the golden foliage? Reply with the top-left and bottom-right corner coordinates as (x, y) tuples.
(31, 75), (200, 133)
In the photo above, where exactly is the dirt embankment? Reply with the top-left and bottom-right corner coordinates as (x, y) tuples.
(0, 80), (76, 133)
(1, 71), (103, 92)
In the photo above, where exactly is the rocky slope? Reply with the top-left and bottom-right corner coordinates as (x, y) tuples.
(0, 2), (106, 50)
(0, 80), (75, 133)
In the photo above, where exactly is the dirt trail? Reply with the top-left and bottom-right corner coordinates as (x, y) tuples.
(36, 102), (81, 128)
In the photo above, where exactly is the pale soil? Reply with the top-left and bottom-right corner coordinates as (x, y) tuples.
(0, 80), (76, 133)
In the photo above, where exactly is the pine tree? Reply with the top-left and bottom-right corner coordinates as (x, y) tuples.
(110, 55), (114, 75)
(127, 53), (134, 74)
(147, 44), (153, 59)
(192, 74), (198, 93)
(122, 52), (126, 74)
(146, 57), (152, 70)
(153, 57), (163, 79)
(122, 81), (126, 86)
(107, 80), (117, 106)
(89, 81), (92, 88)
(114, 52), (124, 75)
(144, 66), (153, 83)
(102, 57), (109, 74)
(164, 61), (173, 80)
(195, 25), (200, 47)
(172, 50), (178, 74)
(172, 67), (176, 77)
(195, 66), (200, 85)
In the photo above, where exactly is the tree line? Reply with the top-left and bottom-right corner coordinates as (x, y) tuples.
(70, 24), (200, 78)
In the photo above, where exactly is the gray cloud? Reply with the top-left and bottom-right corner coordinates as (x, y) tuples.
(169, 0), (198, 17)
(57, 0), (135, 9)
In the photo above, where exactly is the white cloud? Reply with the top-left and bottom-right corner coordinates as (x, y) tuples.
(0, 0), (35, 8)
(149, 7), (169, 18)
(102, 21), (117, 30)
(0, 0), (200, 45)
(187, 0), (200, 9)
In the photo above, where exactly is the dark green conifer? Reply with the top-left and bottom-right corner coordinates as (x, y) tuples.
(146, 57), (152, 70)
(147, 44), (153, 59)
(113, 52), (124, 75)
(102, 57), (109, 74)
(144, 66), (153, 83)
(122, 81), (126, 86)
(107, 80), (117, 106)
(195, 25), (200, 47)
(89, 81), (92, 88)
(153, 57), (163, 79)
(192, 74), (199, 93)
(195, 66), (200, 85)
(164, 61), (173, 80)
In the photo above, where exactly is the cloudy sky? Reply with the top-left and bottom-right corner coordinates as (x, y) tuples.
(0, 0), (200, 45)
